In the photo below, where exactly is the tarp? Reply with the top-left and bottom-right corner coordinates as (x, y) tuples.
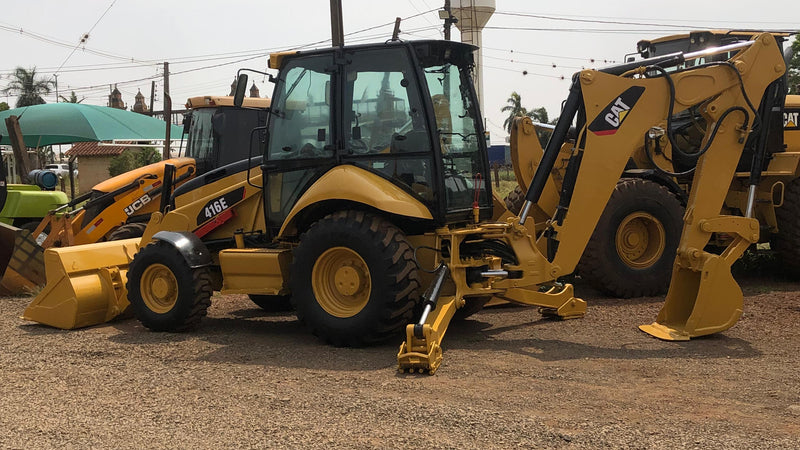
(0, 103), (183, 147)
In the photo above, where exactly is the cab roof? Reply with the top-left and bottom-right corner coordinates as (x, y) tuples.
(185, 95), (270, 109)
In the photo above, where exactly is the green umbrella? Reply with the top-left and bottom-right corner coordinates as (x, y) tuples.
(0, 103), (183, 147)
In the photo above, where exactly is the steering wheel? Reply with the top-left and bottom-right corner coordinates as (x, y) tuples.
(350, 139), (370, 154)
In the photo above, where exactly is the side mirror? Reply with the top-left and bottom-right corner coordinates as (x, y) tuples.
(325, 80), (331, 106)
(182, 112), (192, 134)
(234, 74), (248, 107)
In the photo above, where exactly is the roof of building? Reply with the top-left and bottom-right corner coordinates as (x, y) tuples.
(64, 141), (128, 156)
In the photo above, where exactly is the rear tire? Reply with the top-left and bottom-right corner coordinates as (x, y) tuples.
(577, 178), (684, 298)
(772, 178), (800, 277)
(290, 210), (421, 347)
(108, 222), (147, 241)
(126, 240), (212, 331)
(248, 294), (293, 312)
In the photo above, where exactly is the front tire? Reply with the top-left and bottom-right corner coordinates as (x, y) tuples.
(577, 178), (684, 298)
(126, 240), (213, 331)
(290, 210), (421, 347)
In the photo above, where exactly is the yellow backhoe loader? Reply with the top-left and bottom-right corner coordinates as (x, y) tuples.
(24, 34), (785, 374)
(0, 96), (269, 295)
(505, 30), (799, 299)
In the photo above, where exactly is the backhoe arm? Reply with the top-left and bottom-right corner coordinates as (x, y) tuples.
(398, 33), (786, 373)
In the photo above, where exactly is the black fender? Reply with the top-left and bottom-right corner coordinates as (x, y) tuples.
(151, 231), (212, 268)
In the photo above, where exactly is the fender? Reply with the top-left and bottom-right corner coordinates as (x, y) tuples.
(278, 165), (433, 237)
(151, 231), (212, 268)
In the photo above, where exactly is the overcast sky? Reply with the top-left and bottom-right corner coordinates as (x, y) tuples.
(1, 0), (796, 144)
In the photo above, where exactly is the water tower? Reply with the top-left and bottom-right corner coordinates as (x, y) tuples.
(451, 0), (495, 109)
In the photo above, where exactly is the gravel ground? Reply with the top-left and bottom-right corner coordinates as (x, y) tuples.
(1, 277), (798, 449)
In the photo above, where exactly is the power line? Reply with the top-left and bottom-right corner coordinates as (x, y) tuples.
(496, 9), (799, 27)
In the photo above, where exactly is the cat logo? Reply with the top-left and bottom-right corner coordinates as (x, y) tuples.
(588, 86), (646, 136)
(124, 194), (152, 216)
(785, 109), (799, 130)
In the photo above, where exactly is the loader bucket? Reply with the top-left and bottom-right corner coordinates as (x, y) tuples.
(22, 238), (140, 329)
(0, 222), (44, 296)
(639, 253), (743, 341)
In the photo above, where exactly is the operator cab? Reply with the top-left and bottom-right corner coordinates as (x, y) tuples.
(260, 40), (491, 232)
(183, 96), (270, 175)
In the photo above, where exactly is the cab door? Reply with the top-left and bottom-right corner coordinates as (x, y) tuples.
(262, 54), (337, 235)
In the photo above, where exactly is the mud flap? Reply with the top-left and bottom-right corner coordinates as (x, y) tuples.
(0, 222), (44, 296)
(22, 238), (140, 329)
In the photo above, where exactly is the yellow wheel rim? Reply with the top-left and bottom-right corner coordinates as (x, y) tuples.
(615, 212), (666, 269)
(312, 247), (371, 318)
(140, 263), (179, 314)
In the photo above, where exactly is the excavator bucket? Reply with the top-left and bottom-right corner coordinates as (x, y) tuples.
(639, 256), (743, 340)
(640, 217), (756, 341)
(0, 222), (44, 295)
(22, 238), (139, 329)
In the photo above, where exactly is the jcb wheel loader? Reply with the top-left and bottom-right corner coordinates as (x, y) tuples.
(0, 96), (269, 296)
(25, 35), (785, 375)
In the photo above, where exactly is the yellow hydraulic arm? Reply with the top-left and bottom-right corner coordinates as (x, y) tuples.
(399, 33), (786, 373)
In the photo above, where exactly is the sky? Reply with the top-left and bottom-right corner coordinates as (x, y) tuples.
(1, 0), (796, 145)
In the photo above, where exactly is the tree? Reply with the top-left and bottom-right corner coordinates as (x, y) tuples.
(789, 34), (800, 95)
(501, 92), (525, 133)
(58, 91), (85, 104)
(501, 92), (550, 134)
(1, 67), (54, 107)
(0, 102), (9, 111)
(108, 148), (162, 177)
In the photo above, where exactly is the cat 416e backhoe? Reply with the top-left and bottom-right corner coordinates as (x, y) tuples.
(24, 34), (785, 374)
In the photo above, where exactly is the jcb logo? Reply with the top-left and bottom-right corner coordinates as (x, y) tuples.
(785, 110), (799, 129)
(588, 86), (646, 136)
(124, 194), (152, 216)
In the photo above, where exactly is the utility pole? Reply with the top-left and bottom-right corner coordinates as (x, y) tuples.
(443, 0), (453, 40)
(162, 62), (171, 160)
(149, 80), (155, 115)
(330, 0), (344, 47)
(54, 74), (59, 103)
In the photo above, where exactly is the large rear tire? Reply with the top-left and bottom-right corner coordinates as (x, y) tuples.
(290, 210), (421, 347)
(772, 178), (800, 277)
(577, 178), (684, 298)
(126, 240), (213, 331)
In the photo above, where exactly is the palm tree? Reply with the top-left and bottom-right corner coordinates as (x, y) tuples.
(501, 92), (526, 133)
(59, 91), (85, 104)
(1, 67), (54, 107)
(501, 92), (550, 133)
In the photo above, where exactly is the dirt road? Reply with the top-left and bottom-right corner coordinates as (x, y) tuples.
(1, 279), (798, 448)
